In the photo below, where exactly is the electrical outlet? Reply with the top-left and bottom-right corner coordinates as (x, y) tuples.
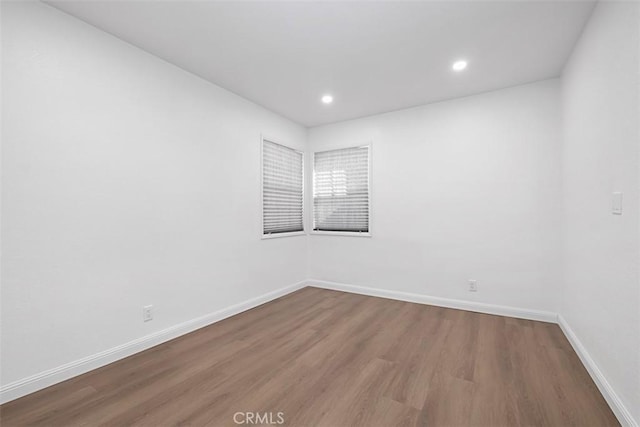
(143, 305), (153, 322)
(612, 192), (623, 215)
(468, 280), (478, 292)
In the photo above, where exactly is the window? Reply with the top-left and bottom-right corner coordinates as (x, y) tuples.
(262, 138), (304, 237)
(313, 145), (370, 234)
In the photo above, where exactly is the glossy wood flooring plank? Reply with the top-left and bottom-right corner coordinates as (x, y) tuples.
(1, 288), (619, 427)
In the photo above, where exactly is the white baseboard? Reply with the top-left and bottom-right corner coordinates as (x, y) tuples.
(309, 279), (558, 323)
(0, 280), (307, 405)
(558, 315), (638, 427)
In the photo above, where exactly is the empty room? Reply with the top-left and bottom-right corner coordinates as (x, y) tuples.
(1, 0), (638, 426)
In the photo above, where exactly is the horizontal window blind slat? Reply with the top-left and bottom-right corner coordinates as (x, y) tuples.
(312, 220), (368, 224)
(263, 176), (303, 185)
(265, 194), (303, 200)
(264, 222), (304, 227)
(314, 223), (369, 227)
(314, 202), (368, 205)
(263, 209), (303, 214)
(264, 201), (303, 206)
(263, 208), (304, 213)
(314, 201), (366, 205)
(264, 205), (304, 209)
(264, 189), (303, 195)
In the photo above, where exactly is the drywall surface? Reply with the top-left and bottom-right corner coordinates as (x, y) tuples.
(561, 1), (640, 423)
(307, 79), (563, 313)
(1, 1), (306, 386)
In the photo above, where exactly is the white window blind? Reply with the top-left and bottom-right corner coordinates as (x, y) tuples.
(262, 139), (304, 235)
(313, 145), (370, 233)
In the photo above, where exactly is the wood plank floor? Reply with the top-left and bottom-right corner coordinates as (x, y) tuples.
(1, 287), (618, 426)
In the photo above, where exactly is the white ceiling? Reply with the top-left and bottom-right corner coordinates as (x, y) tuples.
(48, 1), (595, 127)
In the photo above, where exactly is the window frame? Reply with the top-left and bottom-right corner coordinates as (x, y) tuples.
(310, 142), (372, 238)
(260, 134), (306, 240)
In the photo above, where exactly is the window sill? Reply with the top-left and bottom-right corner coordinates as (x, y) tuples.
(261, 231), (306, 240)
(310, 231), (371, 238)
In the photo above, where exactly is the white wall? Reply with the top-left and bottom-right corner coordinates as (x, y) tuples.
(307, 79), (562, 313)
(1, 1), (306, 388)
(561, 1), (640, 423)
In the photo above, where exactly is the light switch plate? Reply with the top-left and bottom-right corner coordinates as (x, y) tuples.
(612, 192), (623, 215)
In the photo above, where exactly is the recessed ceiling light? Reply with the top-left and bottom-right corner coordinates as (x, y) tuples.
(452, 60), (468, 72)
(321, 94), (333, 104)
